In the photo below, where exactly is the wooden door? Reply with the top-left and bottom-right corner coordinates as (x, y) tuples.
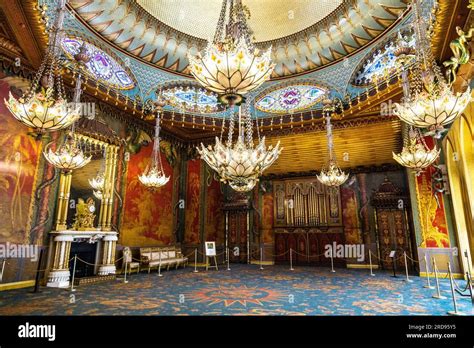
(376, 209), (410, 269)
(228, 211), (248, 263)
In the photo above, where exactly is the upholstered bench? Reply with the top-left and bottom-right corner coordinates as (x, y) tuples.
(140, 246), (188, 273)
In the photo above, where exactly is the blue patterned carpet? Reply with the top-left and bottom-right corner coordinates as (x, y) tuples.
(0, 265), (472, 315)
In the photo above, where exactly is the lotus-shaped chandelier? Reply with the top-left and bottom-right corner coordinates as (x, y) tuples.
(393, 0), (470, 136)
(89, 147), (106, 191)
(43, 131), (91, 172)
(393, 127), (440, 175)
(4, 0), (79, 136)
(138, 110), (170, 190)
(89, 171), (105, 191)
(198, 103), (281, 192)
(317, 105), (349, 187)
(187, 0), (275, 105)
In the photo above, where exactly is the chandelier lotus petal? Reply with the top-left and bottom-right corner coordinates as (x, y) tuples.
(89, 172), (105, 191)
(229, 178), (258, 192)
(393, 0), (471, 135)
(187, 0), (275, 105)
(138, 110), (170, 190)
(93, 190), (103, 200)
(392, 128), (439, 175)
(198, 105), (281, 192)
(43, 132), (91, 172)
(4, 0), (80, 136)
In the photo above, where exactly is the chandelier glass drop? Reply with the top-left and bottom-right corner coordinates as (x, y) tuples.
(198, 103), (281, 192)
(138, 111), (170, 190)
(43, 73), (91, 172)
(392, 127), (440, 175)
(187, 0), (275, 105)
(317, 107), (349, 188)
(4, 0), (80, 136)
(393, 0), (470, 136)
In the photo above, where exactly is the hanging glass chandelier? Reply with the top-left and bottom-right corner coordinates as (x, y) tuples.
(393, 127), (440, 175)
(89, 147), (106, 191)
(317, 102), (349, 187)
(138, 110), (170, 190)
(43, 67), (91, 172)
(393, 0), (471, 136)
(4, 0), (79, 136)
(198, 103), (281, 192)
(43, 131), (91, 172)
(89, 172), (105, 191)
(187, 0), (275, 105)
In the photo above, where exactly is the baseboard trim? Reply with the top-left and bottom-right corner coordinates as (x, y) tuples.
(419, 272), (465, 279)
(250, 260), (274, 265)
(0, 280), (35, 291)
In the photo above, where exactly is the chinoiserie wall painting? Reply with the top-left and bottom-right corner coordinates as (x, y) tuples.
(121, 141), (174, 246)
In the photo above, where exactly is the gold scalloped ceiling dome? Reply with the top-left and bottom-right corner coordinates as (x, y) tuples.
(69, 0), (409, 78)
(136, 0), (343, 42)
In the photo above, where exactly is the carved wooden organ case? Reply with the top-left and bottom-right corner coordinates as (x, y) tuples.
(273, 178), (345, 266)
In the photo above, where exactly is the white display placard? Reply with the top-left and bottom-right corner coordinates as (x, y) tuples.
(205, 241), (216, 256)
(389, 250), (396, 258)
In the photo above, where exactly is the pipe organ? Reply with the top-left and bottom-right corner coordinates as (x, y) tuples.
(273, 178), (345, 266)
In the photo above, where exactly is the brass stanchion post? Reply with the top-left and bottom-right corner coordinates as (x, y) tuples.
(70, 254), (77, 292)
(193, 248), (198, 273)
(423, 254), (434, 289)
(447, 262), (466, 316)
(369, 250), (375, 277)
(432, 257), (446, 299)
(403, 251), (412, 282)
(289, 248), (294, 271)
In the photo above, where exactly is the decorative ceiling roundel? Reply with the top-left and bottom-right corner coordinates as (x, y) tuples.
(255, 84), (326, 114)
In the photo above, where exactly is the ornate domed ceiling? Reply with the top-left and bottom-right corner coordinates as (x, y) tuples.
(68, 0), (409, 78)
(136, 0), (343, 42)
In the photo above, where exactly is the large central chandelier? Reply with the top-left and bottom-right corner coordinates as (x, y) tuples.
(4, 0), (79, 137)
(317, 100), (349, 188)
(187, 0), (275, 105)
(393, 0), (470, 136)
(393, 127), (440, 175)
(138, 110), (170, 190)
(198, 103), (281, 192)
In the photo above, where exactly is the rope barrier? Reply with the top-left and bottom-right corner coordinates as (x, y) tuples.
(75, 256), (97, 266)
(405, 254), (420, 263)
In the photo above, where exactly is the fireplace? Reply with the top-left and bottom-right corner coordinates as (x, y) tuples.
(69, 241), (98, 278)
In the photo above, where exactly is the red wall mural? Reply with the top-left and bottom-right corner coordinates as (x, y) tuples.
(205, 175), (223, 243)
(184, 159), (201, 244)
(0, 78), (41, 245)
(262, 192), (273, 243)
(415, 166), (450, 248)
(341, 186), (362, 244)
(121, 143), (174, 246)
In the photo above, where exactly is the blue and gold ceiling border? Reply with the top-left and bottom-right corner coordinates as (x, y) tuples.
(67, 0), (410, 79)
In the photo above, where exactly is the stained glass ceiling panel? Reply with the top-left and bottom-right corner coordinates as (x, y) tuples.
(61, 37), (135, 90)
(255, 84), (326, 114)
